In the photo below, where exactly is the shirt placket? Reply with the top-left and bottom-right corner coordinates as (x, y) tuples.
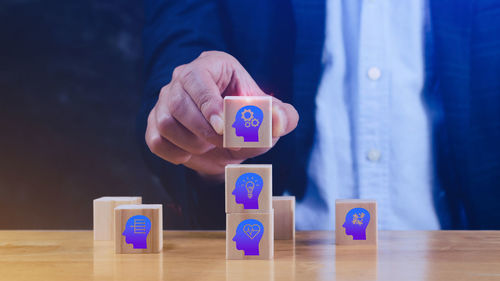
(356, 0), (391, 229)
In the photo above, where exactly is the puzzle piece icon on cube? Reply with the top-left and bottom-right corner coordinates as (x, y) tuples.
(93, 196), (142, 240)
(223, 96), (272, 148)
(335, 199), (377, 245)
(225, 164), (272, 213)
(226, 211), (274, 260)
(115, 204), (163, 254)
(273, 196), (295, 240)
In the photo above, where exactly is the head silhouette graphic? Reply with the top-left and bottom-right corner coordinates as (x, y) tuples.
(232, 105), (264, 142)
(122, 215), (151, 249)
(232, 173), (264, 209)
(233, 219), (264, 256)
(342, 208), (371, 240)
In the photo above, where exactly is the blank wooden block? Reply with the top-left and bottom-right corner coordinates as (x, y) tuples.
(115, 204), (163, 254)
(93, 196), (142, 240)
(273, 196), (295, 240)
(226, 211), (274, 260)
(225, 164), (272, 213)
(335, 199), (377, 245)
(223, 96), (272, 148)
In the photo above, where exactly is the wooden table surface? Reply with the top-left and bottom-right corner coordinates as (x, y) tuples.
(0, 231), (499, 281)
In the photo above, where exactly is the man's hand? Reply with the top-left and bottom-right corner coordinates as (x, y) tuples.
(145, 51), (299, 180)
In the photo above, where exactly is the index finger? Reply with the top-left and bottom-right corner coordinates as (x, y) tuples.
(179, 67), (224, 135)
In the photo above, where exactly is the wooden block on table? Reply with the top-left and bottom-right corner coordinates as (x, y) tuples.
(272, 196), (295, 240)
(115, 204), (163, 254)
(225, 164), (272, 213)
(223, 96), (272, 148)
(226, 211), (274, 260)
(93, 196), (142, 240)
(335, 199), (377, 245)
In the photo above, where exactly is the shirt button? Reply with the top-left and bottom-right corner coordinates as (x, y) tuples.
(367, 67), (381, 81)
(367, 149), (381, 162)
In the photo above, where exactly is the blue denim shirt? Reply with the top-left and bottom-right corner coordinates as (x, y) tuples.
(296, 0), (440, 230)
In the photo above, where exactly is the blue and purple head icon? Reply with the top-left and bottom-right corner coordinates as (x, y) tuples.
(232, 105), (264, 142)
(122, 215), (151, 249)
(233, 219), (264, 256)
(342, 208), (371, 240)
(233, 173), (264, 209)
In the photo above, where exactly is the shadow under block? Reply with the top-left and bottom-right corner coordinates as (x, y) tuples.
(226, 211), (274, 260)
(335, 199), (377, 245)
(272, 196), (295, 240)
(114, 204), (163, 254)
(225, 164), (272, 213)
(93, 196), (142, 240)
(223, 96), (272, 148)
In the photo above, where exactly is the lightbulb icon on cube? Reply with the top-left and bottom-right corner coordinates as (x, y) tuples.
(233, 172), (263, 209)
(342, 208), (370, 240)
(232, 105), (263, 142)
(233, 219), (264, 256)
(122, 215), (151, 249)
(245, 181), (255, 198)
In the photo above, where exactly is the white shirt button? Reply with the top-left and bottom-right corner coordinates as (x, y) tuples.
(367, 149), (381, 162)
(367, 67), (381, 81)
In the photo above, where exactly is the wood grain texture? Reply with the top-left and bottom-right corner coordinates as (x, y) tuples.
(225, 164), (272, 213)
(226, 212), (274, 260)
(335, 199), (377, 245)
(0, 231), (499, 280)
(273, 196), (295, 240)
(114, 204), (162, 254)
(93, 196), (142, 240)
(223, 96), (272, 148)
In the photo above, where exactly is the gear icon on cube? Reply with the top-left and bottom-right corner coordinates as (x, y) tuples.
(251, 118), (260, 127)
(241, 109), (254, 122)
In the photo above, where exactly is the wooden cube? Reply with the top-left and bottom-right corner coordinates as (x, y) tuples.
(226, 211), (274, 260)
(335, 199), (377, 245)
(93, 196), (142, 240)
(223, 96), (272, 148)
(273, 196), (295, 240)
(114, 204), (163, 254)
(225, 164), (272, 213)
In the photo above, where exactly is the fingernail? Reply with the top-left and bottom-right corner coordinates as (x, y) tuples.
(210, 114), (224, 135)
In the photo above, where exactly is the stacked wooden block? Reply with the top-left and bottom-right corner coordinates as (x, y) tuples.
(224, 96), (274, 260)
(225, 164), (274, 259)
(93, 196), (163, 254)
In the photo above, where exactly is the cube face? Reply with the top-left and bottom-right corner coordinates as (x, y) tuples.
(335, 199), (377, 245)
(225, 164), (272, 213)
(272, 196), (295, 240)
(115, 204), (163, 254)
(93, 196), (142, 241)
(223, 96), (272, 148)
(226, 212), (274, 260)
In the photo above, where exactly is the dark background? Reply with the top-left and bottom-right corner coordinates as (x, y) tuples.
(0, 0), (171, 229)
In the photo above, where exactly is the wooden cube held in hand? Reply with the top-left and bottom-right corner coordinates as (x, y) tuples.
(223, 96), (272, 148)
(335, 199), (377, 245)
(225, 164), (272, 213)
(115, 204), (163, 254)
(226, 211), (274, 260)
(93, 196), (142, 240)
(273, 196), (295, 240)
